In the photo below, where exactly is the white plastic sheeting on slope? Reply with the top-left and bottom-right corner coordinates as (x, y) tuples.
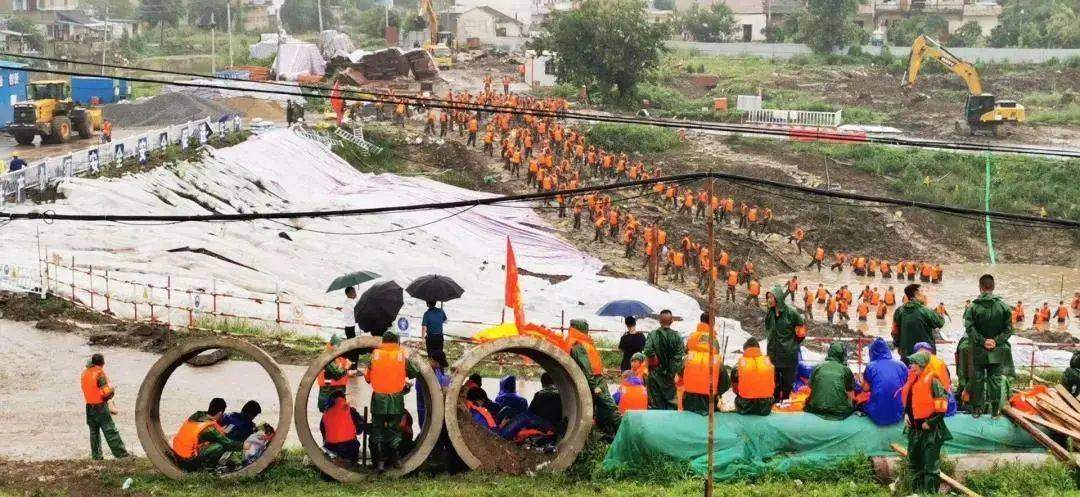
(272, 43), (326, 81)
(3, 129), (737, 343)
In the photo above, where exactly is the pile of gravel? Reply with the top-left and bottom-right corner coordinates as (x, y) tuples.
(102, 92), (237, 127)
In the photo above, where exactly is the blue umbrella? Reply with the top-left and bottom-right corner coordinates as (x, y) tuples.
(596, 300), (654, 318)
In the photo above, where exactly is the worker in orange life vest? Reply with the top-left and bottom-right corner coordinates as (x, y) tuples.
(317, 334), (355, 412)
(320, 390), (366, 463)
(172, 397), (241, 470)
(1011, 300), (1026, 324)
(679, 313), (729, 415)
(731, 337), (775, 415)
(82, 353), (129, 460)
(614, 353), (649, 414)
(567, 319), (621, 437)
(1056, 301), (1071, 323)
(1033, 302), (1052, 326)
(902, 352), (952, 494)
(364, 331), (418, 471)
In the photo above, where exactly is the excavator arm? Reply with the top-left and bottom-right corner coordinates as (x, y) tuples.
(902, 35), (983, 95)
(420, 0), (439, 46)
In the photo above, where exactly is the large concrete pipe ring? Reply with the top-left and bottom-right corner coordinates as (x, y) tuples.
(444, 335), (594, 473)
(293, 336), (444, 481)
(135, 336), (293, 479)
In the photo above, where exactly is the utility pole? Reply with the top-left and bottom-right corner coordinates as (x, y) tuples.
(226, 0), (233, 69)
(317, 0), (324, 32)
(100, 5), (108, 76)
(211, 11), (217, 74)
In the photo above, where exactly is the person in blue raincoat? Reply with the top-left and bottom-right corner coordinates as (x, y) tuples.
(856, 338), (908, 425)
(494, 375), (528, 423)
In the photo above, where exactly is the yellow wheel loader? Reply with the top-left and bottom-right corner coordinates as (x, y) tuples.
(6, 80), (103, 145)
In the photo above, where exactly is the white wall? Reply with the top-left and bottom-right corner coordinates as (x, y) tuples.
(525, 53), (557, 87)
(734, 13), (766, 42)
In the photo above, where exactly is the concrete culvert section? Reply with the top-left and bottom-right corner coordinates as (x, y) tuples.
(293, 336), (444, 481)
(135, 337), (293, 479)
(444, 335), (594, 473)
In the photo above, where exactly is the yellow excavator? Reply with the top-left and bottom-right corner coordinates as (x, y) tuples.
(419, 0), (452, 69)
(5, 80), (103, 145)
(902, 35), (1025, 136)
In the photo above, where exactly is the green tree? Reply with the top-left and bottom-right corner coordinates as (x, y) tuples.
(796, 0), (861, 53)
(678, 3), (737, 42)
(357, 8), (401, 39)
(885, 13), (948, 46)
(138, 0), (182, 43)
(6, 18), (45, 52)
(530, 0), (669, 104)
(949, 21), (983, 47)
(281, 0), (338, 32)
(989, 0), (1080, 48)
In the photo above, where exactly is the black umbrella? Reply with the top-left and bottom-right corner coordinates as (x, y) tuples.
(406, 274), (465, 302)
(353, 280), (404, 335)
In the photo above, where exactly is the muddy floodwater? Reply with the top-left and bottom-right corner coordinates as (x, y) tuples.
(763, 263), (1080, 338)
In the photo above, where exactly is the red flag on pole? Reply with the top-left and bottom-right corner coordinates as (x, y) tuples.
(505, 237), (525, 327)
(330, 81), (345, 125)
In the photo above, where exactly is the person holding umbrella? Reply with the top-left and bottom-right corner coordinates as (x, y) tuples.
(422, 301), (448, 357)
(343, 287), (359, 369)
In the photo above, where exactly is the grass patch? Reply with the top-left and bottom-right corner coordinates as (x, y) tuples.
(585, 123), (681, 154)
(1029, 105), (1080, 125)
(332, 124), (407, 174)
(964, 461), (1080, 497)
(771, 140), (1080, 220)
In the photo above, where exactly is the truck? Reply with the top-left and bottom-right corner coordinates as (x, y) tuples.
(5, 80), (104, 145)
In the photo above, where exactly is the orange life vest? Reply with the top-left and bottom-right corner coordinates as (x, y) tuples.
(726, 270), (738, 286)
(617, 380), (648, 414)
(171, 419), (220, 460)
(735, 347), (775, 400)
(816, 287), (828, 303)
(1012, 305), (1025, 323)
(467, 401), (496, 429)
(322, 398), (358, 444)
(827, 298), (838, 313)
(749, 280), (761, 297)
(368, 343), (407, 394)
(1035, 307), (1051, 324)
(857, 302), (870, 318)
(683, 343), (722, 396)
(903, 368), (948, 421)
(566, 328), (603, 376)
(1057, 306), (1070, 320)
(81, 365), (112, 405)
(884, 290), (896, 306)
(316, 356), (351, 388)
(876, 303), (888, 319)
(814, 247), (825, 261)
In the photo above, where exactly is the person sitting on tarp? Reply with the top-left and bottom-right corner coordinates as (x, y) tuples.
(804, 342), (856, 420)
(493, 375), (528, 423)
(528, 373), (563, 431)
(902, 351), (952, 495)
(567, 318), (621, 437)
(171, 398), (242, 471)
(320, 391), (366, 464)
(914, 342), (957, 416)
(1063, 351), (1080, 397)
(465, 373), (490, 405)
(221, 400), (262, 444)
(466, 387), (497, 431)
(793, 361), (814, 393)
(731, 338), (775, 416)
(856, 338), (907, 426)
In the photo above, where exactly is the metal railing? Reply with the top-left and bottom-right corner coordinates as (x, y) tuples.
(0, 116), (243, 205)
(745, 108), (843, 128)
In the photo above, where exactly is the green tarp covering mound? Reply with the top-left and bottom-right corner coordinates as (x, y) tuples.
(602, 411), (1045, 480)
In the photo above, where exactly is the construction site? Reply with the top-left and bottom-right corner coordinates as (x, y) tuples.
(0, 2), (1079, 495)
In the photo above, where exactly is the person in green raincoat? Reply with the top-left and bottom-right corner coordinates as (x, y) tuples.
(765, 285), (805, 401)
(964, 274), (1013, 417)
(643, 309), (687, 410)
(804, 342), (856, 419)
(892, 284), (945, 359)
(903, 351), (952, 494)
(317, 334), (354, 412)
(365, 331), (419, 471)
(81, 353), (129, 460)
(567, 319), (621, 437)
(1062, 351), (1080, 397)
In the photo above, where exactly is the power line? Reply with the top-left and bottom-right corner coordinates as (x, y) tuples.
(5, 53), (1079, 159)
(3, 171), (1078, 228)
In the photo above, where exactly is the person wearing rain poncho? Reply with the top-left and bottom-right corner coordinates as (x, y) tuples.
(364, 331), (419, 471)
(317, 334), (354, 412)
(856, 338), (907, 426)
(566, 319), (621, 437)
(493, 375), (529, 423)
(764, 285), (806, 402)
(643, 310), (687, 410)
(914, 342), (957, 416)
(804, 342), (856, 420)
(964, 274), (1014, 418)
(902, 351), (952, 495)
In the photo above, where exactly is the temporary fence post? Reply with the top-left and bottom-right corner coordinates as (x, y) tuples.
(70, 256), (75, 302)
(212, 278), (218, 314)
(104, 269), (111, 314)
(1030, 346), (1037, 388)
(89, 265), (95, 310)
(560, 310), (565, 334)
(275, 284), (282, 325)
(133, 282), (138, 321)
(150, 284), (155, 323)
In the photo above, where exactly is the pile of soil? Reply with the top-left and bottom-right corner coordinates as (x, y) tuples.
(456, 405), (556, 474)
(222, 96), (285, 122)
(103, 93), (235, 127)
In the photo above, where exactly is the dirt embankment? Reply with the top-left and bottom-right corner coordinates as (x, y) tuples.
(0, 292), (316, 366)
(0, 457), (145, 497)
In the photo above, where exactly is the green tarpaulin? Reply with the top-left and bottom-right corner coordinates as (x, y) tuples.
(602, 411), (1044, 480)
